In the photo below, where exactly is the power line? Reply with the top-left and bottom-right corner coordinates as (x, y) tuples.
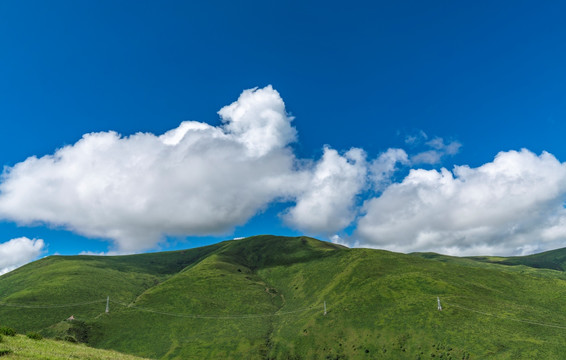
(444, 301), (566, 330)
(0, 299), (106, 309)
(3, 295), (566, 331)
(109, 299), (319, 319)
(0, 297), (321, 318)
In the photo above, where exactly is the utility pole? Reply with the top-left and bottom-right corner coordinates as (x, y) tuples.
(106, 296), (109, 313)
(324, 301), (327, 316)
(437, 297), (442, 311)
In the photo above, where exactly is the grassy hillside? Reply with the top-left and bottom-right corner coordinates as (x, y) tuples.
(89, 236), (344, 359)
(0, 333), (148, 359)
(2, 235), (566, 359)
(466, 247), (566, 272)
(0, 242), (223, 330)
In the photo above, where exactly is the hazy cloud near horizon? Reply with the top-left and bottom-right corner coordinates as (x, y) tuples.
(0, 237), (45, 275)
(0, 86), (564, 256)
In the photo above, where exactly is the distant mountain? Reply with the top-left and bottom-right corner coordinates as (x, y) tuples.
(1, 235), (566, 359)
(467, 247), (566, 272)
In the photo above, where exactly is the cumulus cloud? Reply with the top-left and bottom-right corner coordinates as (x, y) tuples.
(369, 148), (409, 191)
(0, 237), (45, 275)
(218, 86), (297, 157)
(0, 86), (303, 252)
(3, 84), (564, 258)
(356, 149), (566, 256)
(0, 86), (372, 253)
(283, 147), (367, 234)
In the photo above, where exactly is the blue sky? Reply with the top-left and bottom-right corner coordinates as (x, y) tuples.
(1, 1), (566, 272)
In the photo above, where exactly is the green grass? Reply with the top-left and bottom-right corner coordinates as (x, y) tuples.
(2, 235), (566, 359)
(0, 334), (149, 359)
(262, 248), (566, 359)
(0, 242), (223, 331)
(466, 247), (566, 272)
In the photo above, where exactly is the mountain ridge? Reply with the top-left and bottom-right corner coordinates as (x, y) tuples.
(2, 235), (566, 359)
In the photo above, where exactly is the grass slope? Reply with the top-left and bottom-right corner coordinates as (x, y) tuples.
(0, 242), (223, 330)
(2, 235), (566, 359)
(0, 333), (148, 359)
(466, 247), (566, 272)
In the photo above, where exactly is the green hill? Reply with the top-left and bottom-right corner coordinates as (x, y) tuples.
(0, 333), (149, 359)
(2, 235), (566, 359)
(465, 247), (566, 272)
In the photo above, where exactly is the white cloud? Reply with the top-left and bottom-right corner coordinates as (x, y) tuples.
(410, 137), (462, 165)
(0, 237), (45, 275)
(0, 86), (303, 252)
(282, 146), (367, 234)
(3, 84), (565, 258)
(356, 149), (566, 256)
(329, 234), (350, 247)
(404, 130), (428, 145)
(78, 250), (121, 256)
(369, 148), (409, 191)
(426, 137), (461, 155)
(218, 86), (297, 157)
(0, 86), (372, 253)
